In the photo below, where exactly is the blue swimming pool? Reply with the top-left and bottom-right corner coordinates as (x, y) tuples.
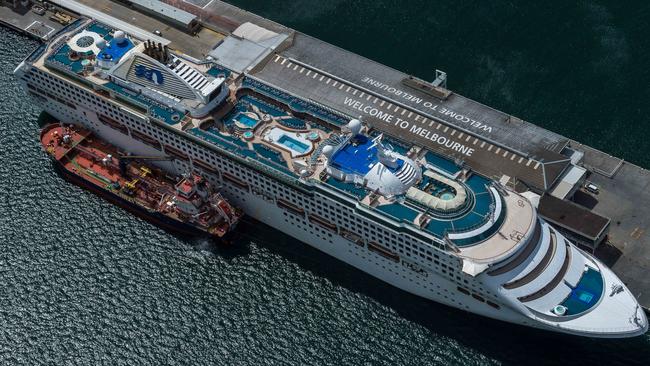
(237, 114), (258, 128)
(278, 135), (309, 154)
(560, 267), (603, 315)
(440, 192), (456, 201)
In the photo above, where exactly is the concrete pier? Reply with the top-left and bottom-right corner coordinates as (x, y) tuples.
(0, 2), (71, 41)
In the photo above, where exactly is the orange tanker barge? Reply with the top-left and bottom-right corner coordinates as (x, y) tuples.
(40, 123), (242, 241)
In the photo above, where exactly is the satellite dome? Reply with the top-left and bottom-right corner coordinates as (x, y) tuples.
(322, 145), (334, 158)
(113, 30), (127, 46)
(95, 38), (106, 49)
(346, 119), (362, 135)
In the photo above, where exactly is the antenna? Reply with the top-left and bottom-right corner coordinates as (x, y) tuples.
(432, 69), (447, 89)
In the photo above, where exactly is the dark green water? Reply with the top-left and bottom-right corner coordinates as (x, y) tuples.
(1, 1), (649, 364)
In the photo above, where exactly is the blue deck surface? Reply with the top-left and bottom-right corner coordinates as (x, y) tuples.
(243, 77), (348, 126)
(207, 64), (231, 79)
(103, 82), (184, 125)
(188, 128), (296, 177)
(422, 174), (499, 241)
(97, 38), (133, 64)
(425, 151), (461, 175)
(451, 212), (485, 231)
(330, 136), (378, 175)
(253, 143), (286, 165)
(466, 174), (490, 195)
(48, 44), (84, 73)
(325, 177), (367, 199)
(376, 203), (419, 222)
(87, 22), (112, 39)
(426, 219), (455, 238)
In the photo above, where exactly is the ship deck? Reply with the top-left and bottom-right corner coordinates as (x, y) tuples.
(19, 0), (650, 312)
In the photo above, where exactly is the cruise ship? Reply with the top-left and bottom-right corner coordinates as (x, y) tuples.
(14, 5), (647, 338)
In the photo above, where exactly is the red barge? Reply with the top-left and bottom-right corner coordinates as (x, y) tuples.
(40, 123), (242, 241)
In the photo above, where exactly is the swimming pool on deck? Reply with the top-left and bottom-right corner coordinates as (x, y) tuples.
(264, 127), (314, 157)
(278, 135), (309, 154)
(235, 113), (260, 130)
(559, 267), (604, 316)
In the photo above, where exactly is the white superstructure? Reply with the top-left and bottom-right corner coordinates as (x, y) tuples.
(15, 17), (647, 338)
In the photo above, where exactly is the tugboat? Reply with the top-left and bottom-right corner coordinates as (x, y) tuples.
(40, 123), (242, 241)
